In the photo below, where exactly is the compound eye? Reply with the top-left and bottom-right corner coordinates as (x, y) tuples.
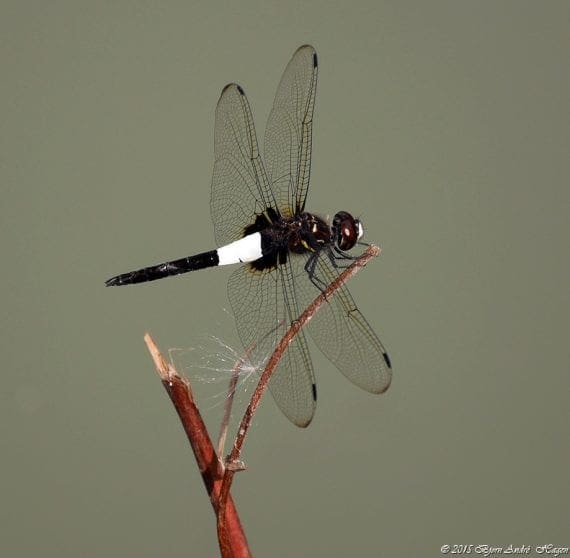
(333, 211), (359, 251)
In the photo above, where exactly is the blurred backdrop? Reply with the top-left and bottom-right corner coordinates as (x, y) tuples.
(2, 2), (568, 556)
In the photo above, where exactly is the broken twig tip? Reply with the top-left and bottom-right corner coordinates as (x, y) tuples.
(144, 332), (176, 381)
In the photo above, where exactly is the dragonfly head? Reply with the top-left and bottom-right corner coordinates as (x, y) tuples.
(332, 211), (363, 251)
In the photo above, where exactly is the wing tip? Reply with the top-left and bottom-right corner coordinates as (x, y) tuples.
(295, 44), (318, 68)
(220, 82), (245, 96)
(295, 415), (314, 428)
(287, 385), (317, 428)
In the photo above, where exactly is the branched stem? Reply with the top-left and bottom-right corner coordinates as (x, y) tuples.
(144, 244), (380, 557)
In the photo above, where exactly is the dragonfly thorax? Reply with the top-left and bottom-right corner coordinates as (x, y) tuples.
(287, 212), (332, 254)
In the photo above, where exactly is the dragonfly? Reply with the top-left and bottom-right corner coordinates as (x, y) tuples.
(106, 45), (392, 427)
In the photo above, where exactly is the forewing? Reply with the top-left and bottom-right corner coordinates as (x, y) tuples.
(264, 45), (318, 215)
(227, 261), (317, 427)
(292, 251), (392, 394)
(211, 84), (276, 247)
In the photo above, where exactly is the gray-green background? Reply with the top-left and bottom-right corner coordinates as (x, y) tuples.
(2, 2), (568, 557)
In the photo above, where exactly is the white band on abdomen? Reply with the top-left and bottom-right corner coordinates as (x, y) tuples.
(217, 232), (263, 266)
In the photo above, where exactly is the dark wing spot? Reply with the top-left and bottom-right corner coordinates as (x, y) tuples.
(383, 352), (392, 369)
(312, 52), (318, 68)
(311, 383), (317, 401)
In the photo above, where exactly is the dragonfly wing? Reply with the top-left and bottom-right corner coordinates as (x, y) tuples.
(264, 45), (318, 215)
(211, 83), (277, 247)
(292, 250), (392, 394)
(226, 259), (317, 427)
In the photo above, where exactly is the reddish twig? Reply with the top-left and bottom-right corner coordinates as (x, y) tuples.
(143, 244), (380, 557)
(217, 365), (241, 462)
(144, 334), (251, 558)
(216, 244), (380, 533)
(217, 339), (258, 461)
